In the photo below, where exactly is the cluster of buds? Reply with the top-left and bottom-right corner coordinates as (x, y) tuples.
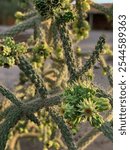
(30, 40), (52, 69)
(34, 0), (62, 17)
(73, 20), (90, 40)
(80, 0), (91, 12)
(0, 37), (27, 68)
(62, 82), (111, 128)
(33, 40), (52, 59)
(72, 0), (91, 40)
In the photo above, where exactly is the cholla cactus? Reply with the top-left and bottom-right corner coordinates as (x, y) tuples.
(0, 0), (113, 150)
(62, 81), (111, 129)
(0, 37), (27, 67)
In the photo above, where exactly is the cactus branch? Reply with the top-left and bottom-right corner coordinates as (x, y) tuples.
(0, 106), (22, 150)
(0, 16), (41, 38)
(91, 3), (113, 19)
(99, 55), (113, 87)
(75, 36), (105, 80)
(0, 85), (23, 107)
(58, 24), (78, 81)
(49, 110), (77, 150)
(17, 56), (47, 99)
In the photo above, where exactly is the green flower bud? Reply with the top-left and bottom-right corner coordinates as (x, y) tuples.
(80, 21), (90, 32)
(102, 70), (107, 76)
(76, 47), (81, 54)
(82, 2), (90, 11)
(78, 99), (96, 117)
(53, 142), (60, 149)
(89, 114), (104, 128)
(16, 42), (27, 54)
(0, 45), (11, 56)
(47, 129), (52, 136)
(64, 104), (75, 120)
(15, 11), (24, 19)
(56, 47), (63, 59)
(103, 44), (113, 55)
(4, 56), (15, 68)
(47, 140), (54, 148)
(94, 97), (111, 112)
(34, 41), (51, 60)
(4, 37), (15, 49)
(73, 20), (90, 40)
(38, 136), (43, 141)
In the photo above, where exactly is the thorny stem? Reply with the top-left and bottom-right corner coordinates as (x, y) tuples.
(95, 86), (113, 107)
(17, 56), (47, 99)
(0, 107), (22, 150)
(0, 85), (23, 107)
(49, 110), (77, 150)
(0, 16), (41, 38)
(91, 2), (113, 19)
(0, 95), (62, 121)
(99, 55), (113, 87)
(74, 36), (105, 81)
(58, 24), (78, 81)
(0, 85), (40, 125)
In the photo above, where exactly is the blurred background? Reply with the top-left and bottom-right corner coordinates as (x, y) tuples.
(0, 0), (113, 30)
(0, 0), (29, 25)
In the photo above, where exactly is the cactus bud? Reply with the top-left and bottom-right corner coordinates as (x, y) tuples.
(89, 114), (104, 128)
(94, 97), (111, 112)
